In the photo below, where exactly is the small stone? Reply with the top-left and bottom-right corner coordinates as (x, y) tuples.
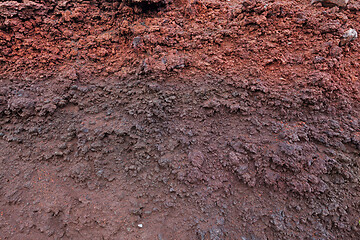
(54, 151), (64, 156)
(340, 29), (358, 46)
(138, 223), (143, 228)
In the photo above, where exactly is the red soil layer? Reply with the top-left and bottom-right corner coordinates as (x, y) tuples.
(0, 0), (359, 239)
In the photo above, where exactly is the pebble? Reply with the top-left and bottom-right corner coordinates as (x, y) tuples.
(54, 151), (64, 156)
(138, 223), (143, 228)
(340, 29), (358, 46)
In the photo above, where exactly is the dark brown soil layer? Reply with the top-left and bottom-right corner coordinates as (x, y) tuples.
(0, 0), (359, 239)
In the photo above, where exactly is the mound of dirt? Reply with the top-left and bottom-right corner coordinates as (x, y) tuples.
(0, 0), (359, 239)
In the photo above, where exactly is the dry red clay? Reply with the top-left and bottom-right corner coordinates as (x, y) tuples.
(0, 0), (360, 239)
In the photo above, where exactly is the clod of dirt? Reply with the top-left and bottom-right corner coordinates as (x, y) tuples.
(340, 28), (358, 46)
(311, 0), (349, 7)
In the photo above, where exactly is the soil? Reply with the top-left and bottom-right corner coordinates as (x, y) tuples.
(0, 0), (360, 239)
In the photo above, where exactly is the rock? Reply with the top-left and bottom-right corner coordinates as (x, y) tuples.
(54, 151), (64, 156)
(311, 0), (349, 7)
(340, 29), (358, 46)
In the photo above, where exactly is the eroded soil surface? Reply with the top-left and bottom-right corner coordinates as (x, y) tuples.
(0, 0), (359, 239)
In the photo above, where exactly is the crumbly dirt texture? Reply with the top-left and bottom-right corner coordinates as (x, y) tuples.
(0, 0), (360, 239)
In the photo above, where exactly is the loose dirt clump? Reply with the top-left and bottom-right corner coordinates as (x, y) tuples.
(0, 0), (359, 239)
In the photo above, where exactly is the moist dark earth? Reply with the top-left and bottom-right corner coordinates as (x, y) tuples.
(0, 0), (360, 239)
